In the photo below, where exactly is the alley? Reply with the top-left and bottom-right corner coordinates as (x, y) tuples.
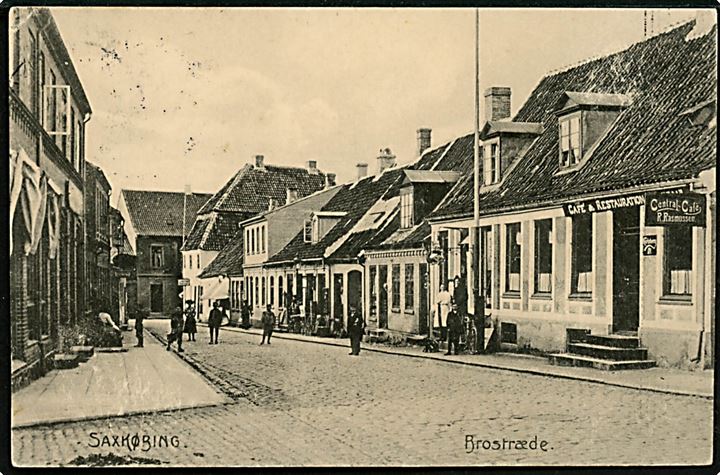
(12, 321), (713, 467)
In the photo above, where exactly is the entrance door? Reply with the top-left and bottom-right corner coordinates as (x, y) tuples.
(150, 283), (163, 314)
(612, 206), (640, 333)
(347, 270), (362, 314)
(378, 265), (388, 329)
(333, 273), (343, 321)
(419, 263), (428, 335)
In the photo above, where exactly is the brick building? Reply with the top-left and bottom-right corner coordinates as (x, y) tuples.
(84, 162), (112, 315)
(119, 190), (211, 316)
(9, 7), (92, 388)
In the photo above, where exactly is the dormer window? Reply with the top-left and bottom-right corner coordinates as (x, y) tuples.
(303, 219), (312, 243)
(400, 190), (414, 228)
(560, 114), (582, 167)
(484, 142), (500, 185)
(479, 122), (541, 186)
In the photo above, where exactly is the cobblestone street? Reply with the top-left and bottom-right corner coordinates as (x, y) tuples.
(12, 321), (713, 467)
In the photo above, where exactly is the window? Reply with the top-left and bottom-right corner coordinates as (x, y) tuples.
(481, 226), (493, 306)
(571, 214), (593, 294)
(261, 277), (266, 305)
(269, 276), (275, 306)
(303, 219), (312, 243)
(38, 51), (45, 123)
(560, 114), (582, 167)
(534, 219), (553, 294)
(28, 31), (38, 115)
(484, 142), (499, 185)
(505, 223), (521, 292)
(150, 245), (164, 268)
(369, 265), (377, 316)
(254, 277), (259, 306)
(69, 108), (76, 165)
(663, 226), (692, 296)
(196, 254), (200, 269)
(400, 190), (414, 228)
(199, 286), (204, 315)
(278, 276), (284, 307)
(404, 264), (414, 311)
(260, 226), (265, 253)
(189, 253), (192, 269)
(46, 70), (57, 132)
(391, 264), (400, 309)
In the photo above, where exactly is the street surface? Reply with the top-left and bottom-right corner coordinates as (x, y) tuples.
(12, 320), (713, 467)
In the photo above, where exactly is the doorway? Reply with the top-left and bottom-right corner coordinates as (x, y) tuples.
(347, 270), (362, 315)
(378, 265), (388, 329)
(150, 283), (163, 314)
(612, 206), (640, 333)
(419, 263), (428, 335)
(333, 273), (344, 321)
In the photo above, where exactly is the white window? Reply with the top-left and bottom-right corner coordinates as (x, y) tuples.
(663, 226), (692, 296)
(560, 114), (582, 167)
(304, 219), (312, 243)
(505, 223), (521, 292)
(534, 219), (553, 294)
(151, 245), (164, 269)
(400, 191), (414, 228)
(43, 84), (70, 136)
(484, 142), (499, 185)
(571, 214), (593, 294)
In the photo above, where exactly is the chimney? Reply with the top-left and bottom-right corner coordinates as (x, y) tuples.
(286, 187), (298, 205)
(306, 160), (318, 175)
(268, 198), (275, 211)
(254, 154), (265, 169)
(484, 87), (511, 122)
(356, 163), (368, 180)
(376, 148), (396, 174)
(416, 128), (432, 157)
(325, 173), (336, 188)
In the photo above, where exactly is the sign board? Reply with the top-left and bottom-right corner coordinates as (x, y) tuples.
(642, 235), (657, 256)
(178, 278), (191, 286)
(645, 192), (706, 227)
(563, 194), (645, 216)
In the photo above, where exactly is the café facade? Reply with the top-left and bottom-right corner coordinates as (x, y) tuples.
(426, 20), (716, 368)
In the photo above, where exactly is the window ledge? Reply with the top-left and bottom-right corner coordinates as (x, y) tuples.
(659, 295), (693, 306)
(530, 293), (553, 301)
(568, 293), (592, 302)
(502, 291), (521, 300)
(391, 307), (401, 313)
(404, 309), (415, 315)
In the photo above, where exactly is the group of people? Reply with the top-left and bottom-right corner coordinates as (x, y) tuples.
(437, 275), (481, 356)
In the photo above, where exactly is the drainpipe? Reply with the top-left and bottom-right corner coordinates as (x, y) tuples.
(695, 168), (715, 369)
(81, 111), (92, 319)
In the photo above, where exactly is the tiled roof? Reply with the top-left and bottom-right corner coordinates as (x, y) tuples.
(481, 121), (543, 137)
(121, 190), (212, 237)
(430, 21), (717, 221)
(197, 164), (328, 215)
(560, 91), (633, 108)
(182, 211), (252, 252)
(198, 230), (244, 278)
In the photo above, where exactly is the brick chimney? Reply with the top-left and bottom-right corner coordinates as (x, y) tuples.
(416, 128), (432, 157)
(484, 87), (511, 121)
(286, 187), (298, 205)
(254, 154), (265, 169)
(356, 163), (368, 180)
(306, 160), (318, 175)
(325, 173), (336, 188)
(377, 148), (396, 174)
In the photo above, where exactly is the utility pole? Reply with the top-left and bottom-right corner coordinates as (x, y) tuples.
(471, 8), (484, 353)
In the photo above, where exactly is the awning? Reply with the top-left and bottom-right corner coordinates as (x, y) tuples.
(204, 279), (229, 300)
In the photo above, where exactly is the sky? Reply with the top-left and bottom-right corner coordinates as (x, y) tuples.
(48, 7), (699, 205)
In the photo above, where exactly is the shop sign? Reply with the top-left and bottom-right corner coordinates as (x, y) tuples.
(645, 192), (706, 227)
(178, 278), (190, 286)
(642, 235), (657, 256)
(563, 194), (645, 216)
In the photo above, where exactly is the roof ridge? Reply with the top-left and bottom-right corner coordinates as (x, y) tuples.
(214, 165), (250, 212)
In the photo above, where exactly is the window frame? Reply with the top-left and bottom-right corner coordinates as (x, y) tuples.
(534, 219), (553, 295)
(505, 222), (521, 293)
(570, 214), (593, 295)
(662, 226), (693, 297)
(303, 219), (312, 243)
(150, 244), (164, 269)
(404, 263), (414, 311)
(400, 188), (414, 229)
(391, 264), (401, 310)
(559, 112), (582, 168)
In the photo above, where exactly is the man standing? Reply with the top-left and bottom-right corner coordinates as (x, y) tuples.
(445, 302), (462, 356)
(134, 308), (146, 348)
(347, 305), (365, 356)
(436, 284), (452, 328)
(208, 301), (223, 344)
(167, 306), (185, 353)
(260, 304), (276, 345)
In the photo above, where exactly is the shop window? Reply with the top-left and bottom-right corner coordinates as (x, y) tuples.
(400, 190), (414, 228)
(534, 219), (553, 294)
(150, 245), (164, 269)
(391, 264), (400, 310)
(560, 114), (582, 168)
(505, 223), (521, 292)
(571, 214), (593, 294)
(404, 264), (414, 311)
(663, 226), (693, 296)
(369, 265), (377, 316)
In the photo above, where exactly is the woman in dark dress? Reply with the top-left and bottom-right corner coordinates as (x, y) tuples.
(183, 300), (197, 341)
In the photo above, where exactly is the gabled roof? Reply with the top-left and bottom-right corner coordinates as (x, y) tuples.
(121, 190), (212, 237)
(430, 20), (717, 222)
(184, 162), (330, 251)
(86, 162), (111, 192)
(556, 91), (633, 111)
(198, 230), (244, 278)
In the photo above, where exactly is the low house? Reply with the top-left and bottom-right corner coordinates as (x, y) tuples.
(427, 20), (716, 369)
(119, 189), (211, 316)
(196, 230), (244, 324)
(181, 154), (334, 320)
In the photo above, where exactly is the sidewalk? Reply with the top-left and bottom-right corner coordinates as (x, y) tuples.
(12, 327), (228, 428)
(205, 323), (713, 399)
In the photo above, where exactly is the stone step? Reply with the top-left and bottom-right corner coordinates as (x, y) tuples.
(53, 353), (80, 370)
(69, 345), (95, 361)
(568, 342), (648, 361)
(549, 353), (655, 371)
(585, 334), (640, 348)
